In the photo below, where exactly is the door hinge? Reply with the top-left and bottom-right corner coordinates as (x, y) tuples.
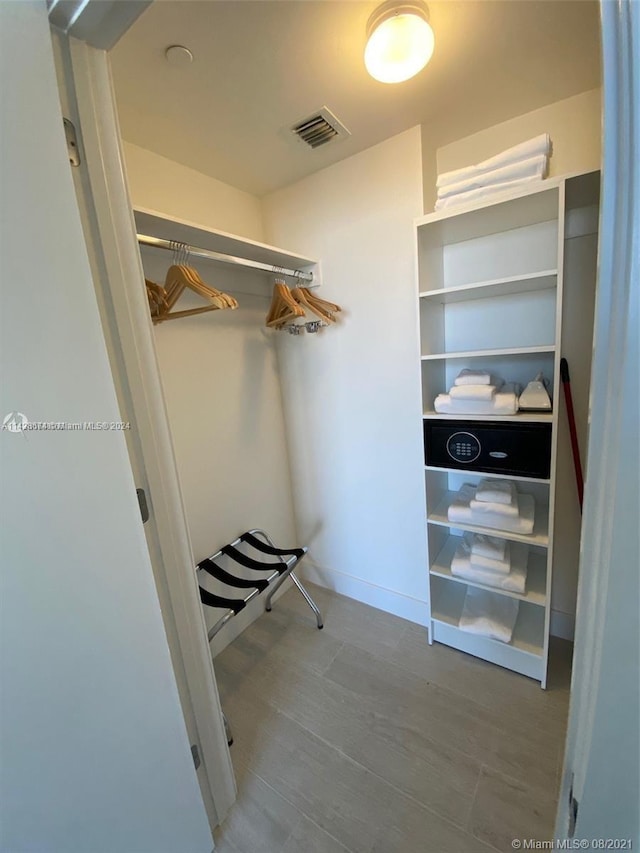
(568, 774), (579, 837)
(191, 744), (201, 770)
(136, 488), (149, 524)
(63, 118), (81, 167)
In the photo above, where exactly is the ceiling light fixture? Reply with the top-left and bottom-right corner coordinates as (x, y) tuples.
(364, 0), (434, 84)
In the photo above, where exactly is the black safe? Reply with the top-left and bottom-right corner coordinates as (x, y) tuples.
(424, 419), (552, 479)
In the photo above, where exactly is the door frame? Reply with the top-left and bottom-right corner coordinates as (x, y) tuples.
(555, 0), (639, 839)
(52, 31), (236, 827)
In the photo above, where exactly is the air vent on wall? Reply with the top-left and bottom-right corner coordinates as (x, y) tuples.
(290, 107), (351, 149)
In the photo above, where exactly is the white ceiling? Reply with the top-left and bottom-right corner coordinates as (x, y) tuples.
(110, 0), (601, 197)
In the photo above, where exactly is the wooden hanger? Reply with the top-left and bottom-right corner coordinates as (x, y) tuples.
(266, 281), (305, 328)
(174, 264), (238, 310)
(298, 287), (341, 315)
(146, 279), (167, 317)
(149, 264), (238, 324)
(291, 286), (336, 324)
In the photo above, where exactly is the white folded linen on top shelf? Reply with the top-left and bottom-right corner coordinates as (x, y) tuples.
(434, 176), (542, 211)
(437, 154), (548, 200)
(447, 484), (535, 534)
(437, 134), (552, 189)
(475, 479), (516, 506)
(451, 539), (528, 594)
(459, 587), (521, 643)
(454, 369), (494, 386)
(449, 384), (499, 401)
(434, 385), (519, 416)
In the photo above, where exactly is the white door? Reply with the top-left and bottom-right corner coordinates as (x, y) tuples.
(47, 4), (237, 835)
(0, 3), (214, 851)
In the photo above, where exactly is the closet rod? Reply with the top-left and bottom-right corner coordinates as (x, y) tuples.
(137, 234), (314, 283)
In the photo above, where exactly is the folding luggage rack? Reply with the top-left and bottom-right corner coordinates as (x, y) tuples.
(196, 528), (323, 643)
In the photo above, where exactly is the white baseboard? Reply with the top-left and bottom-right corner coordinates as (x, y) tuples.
(550, 608), (576, 641)
(299, 560), (430, 628)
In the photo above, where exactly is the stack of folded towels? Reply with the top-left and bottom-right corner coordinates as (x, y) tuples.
(451, 532), (529, 595)
(434, 369), (519, 415)
(435, 134), (552, 211)
(447, 479), (535, 535)
(459, 587), (520, 644)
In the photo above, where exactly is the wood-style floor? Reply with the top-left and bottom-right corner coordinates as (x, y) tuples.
(213, 582), (572, 853)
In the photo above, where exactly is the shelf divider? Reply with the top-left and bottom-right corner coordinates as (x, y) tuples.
(421, 345), (556, 361)
(419, 270), (557, 304)
(422, 411), (553, 423)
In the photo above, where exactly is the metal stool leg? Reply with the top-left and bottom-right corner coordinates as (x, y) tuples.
(289, 572), (323, 629)
(248, 529), (323, 629)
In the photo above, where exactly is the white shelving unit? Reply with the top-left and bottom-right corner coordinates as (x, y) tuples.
(415, 173), (600, 687)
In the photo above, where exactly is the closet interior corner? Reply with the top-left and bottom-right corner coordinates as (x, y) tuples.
(100, 4), (604, 836)
(132, 205), (330, 651)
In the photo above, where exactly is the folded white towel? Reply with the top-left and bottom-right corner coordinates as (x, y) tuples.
(459, 587), (520, 643)
(447, 484), (476, 520)
(449, 384), (499, 401)
(452, 540), (528, 594)
(475, 479), (516, 506)
(470, 496), (519, 518)
(437, 134), (552, 188)
(437, 154), (548, 200)
(454, 369), (493, 386)
(469, 532), (508, 561)
(447, 485), (535, 535)
(471, 494), (535, 534)
(470, 549), (511, 575)
(434, 176), (543, 211)
(434, 385), (519, 416)
(470, 482), (519, 517)
(464, 532), (511, 573)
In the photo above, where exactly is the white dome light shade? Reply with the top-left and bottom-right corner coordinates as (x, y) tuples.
(365, 1), (434, 84)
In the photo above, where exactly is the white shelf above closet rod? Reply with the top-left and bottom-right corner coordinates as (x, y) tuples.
(137, 233), (315, 283)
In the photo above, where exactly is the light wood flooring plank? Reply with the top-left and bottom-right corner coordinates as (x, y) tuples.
(273, 580), (411, 660)
(223, 690), (490, 853)
(371, 793), (499, 853)
(212, 763), (301, 853)
(220, 645), (480, 827)
(467, 765), (558, 852)
(219, 604), (345, 680)
(323, 639), (560, 794)
(282, 815), (353, 853)
(214, 583), (570, 853)
(390, 622), (571, 735)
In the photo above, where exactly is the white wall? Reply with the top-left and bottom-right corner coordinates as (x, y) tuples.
(263, 127), (429, 625)
(123, 141), (265, 242)
(0, 4), (212, 851)
(423, 88), (602, 211)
